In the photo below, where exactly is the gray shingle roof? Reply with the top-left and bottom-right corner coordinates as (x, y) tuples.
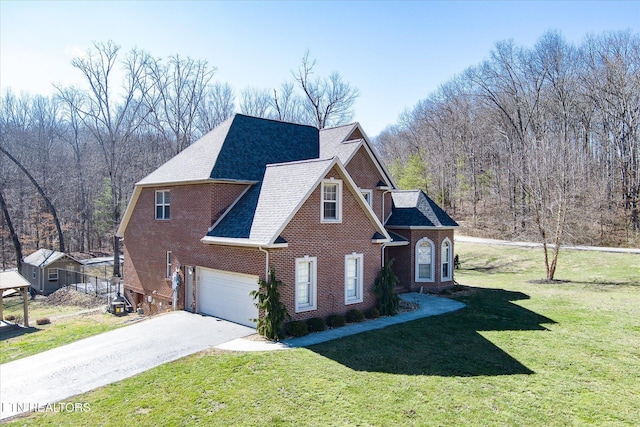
(319, 123), (361, 163)
(207, 158), (335, 244)
(138, 117), (233, 185)
(138, 114), (319, 185)
(319, 123), (357, 146)
(386, 191), (458, 228)
(319, 123), (396, 189)
(387, 231), (409, 243)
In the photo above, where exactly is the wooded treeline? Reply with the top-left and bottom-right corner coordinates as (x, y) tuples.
(1, 31), (637, 278)
(375, 30), (639, 279)
(0, 42), (357, 270)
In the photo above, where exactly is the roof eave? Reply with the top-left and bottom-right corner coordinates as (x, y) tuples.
(384, 240), (410, 247)
(136, 178), (258, 187)
(200, 236), (288, 249)
(372, 238), (392, 244)
(385, 225), (459, 230)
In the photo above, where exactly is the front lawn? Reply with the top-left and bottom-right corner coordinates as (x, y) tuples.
(1, 292), (134, 364)
(4, 243), (640, 426)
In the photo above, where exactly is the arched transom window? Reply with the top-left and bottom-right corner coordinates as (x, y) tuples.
(415, 237), (434, 282)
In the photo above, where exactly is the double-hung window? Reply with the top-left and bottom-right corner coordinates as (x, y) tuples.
(345, 253), (364, 304)
(48, 268), (58, 281)
(321, 180), (342, 222)
(155, 190), (170, 220)
(416, 238), (434, 282)
(295, 256), (317, 312)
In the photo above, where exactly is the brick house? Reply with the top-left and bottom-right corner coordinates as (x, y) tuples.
(117, 114), (457, 327)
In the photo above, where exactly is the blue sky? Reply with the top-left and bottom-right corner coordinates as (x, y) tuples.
(1, 1), (638, 136)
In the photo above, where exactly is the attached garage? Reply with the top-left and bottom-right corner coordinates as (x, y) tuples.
(196, 267), (259, 328)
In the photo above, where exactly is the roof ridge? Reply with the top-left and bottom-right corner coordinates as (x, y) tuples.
(320, 122), (358, 131)
(234, 113), (319, 130)
(266, 157), (334, 168)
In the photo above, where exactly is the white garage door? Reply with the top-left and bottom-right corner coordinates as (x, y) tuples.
(197, 267), (258, 328)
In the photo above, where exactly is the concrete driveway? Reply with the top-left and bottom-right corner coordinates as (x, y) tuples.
(0, 311), (254, 420)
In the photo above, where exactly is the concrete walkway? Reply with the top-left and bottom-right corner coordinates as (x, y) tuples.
(216, 293), (465, 351)
(0, 311), (254, 420)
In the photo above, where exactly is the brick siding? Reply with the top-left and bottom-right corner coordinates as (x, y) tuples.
(269, 165), (383, 321)
(385, 228), (455, 292)
(123, 182), (252, 313)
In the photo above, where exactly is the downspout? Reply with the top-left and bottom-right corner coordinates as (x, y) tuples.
(258, 247), (269, 283)
(381, 189), (392, 225)
(380, 189), (392, 267)
(381, 243), (387, 268)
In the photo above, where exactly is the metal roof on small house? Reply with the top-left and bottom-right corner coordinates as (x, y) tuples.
(22, 249), (79, 268)
(0, 270), (30, 290)
(386, 190), (459, 228)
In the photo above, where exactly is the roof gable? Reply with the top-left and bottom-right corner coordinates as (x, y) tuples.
(23, 249), (79, 268)
(386, 190), (459, 228)
(320, 122), (396, 188)
(203, 157), (390, 247)
(346, 127), (365, 141)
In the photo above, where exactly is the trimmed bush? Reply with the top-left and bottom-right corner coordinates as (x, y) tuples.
(346, 309), (364, 323)
(375, 259), (400, 315)
(4, 314), (16, 321)
(306, 317), (326, 332)
(326, 314), (346, 328)
(286, 320), (309, 337)
(364, 307), (380, 319)
(36, 317), (51, 325)
(250, 268), (290, 341)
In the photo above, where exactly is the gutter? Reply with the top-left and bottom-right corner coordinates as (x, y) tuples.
(200, 236), (288, 249)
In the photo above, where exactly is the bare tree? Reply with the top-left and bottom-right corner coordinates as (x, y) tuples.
(144, 54), (216, 155)
(196, 82), (235, 134)
(0, 144), (66, 252)
(68, 41), (152, 276)
(0, 92), (67, 253)
(56, 87), (91, 252)
(271, 82), (311, 124)
(580, 31), (640, 233)
(240, 87), (273, 117)
(0, 186), (22, 271)
(293, 51), (359, 129)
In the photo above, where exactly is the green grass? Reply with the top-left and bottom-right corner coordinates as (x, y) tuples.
(2, 295), (87, 320)
(4, 243), (640, 426)
(1, 298), (132, 364)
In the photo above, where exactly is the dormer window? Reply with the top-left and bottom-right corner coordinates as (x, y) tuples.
(321, 179), (342, 223)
